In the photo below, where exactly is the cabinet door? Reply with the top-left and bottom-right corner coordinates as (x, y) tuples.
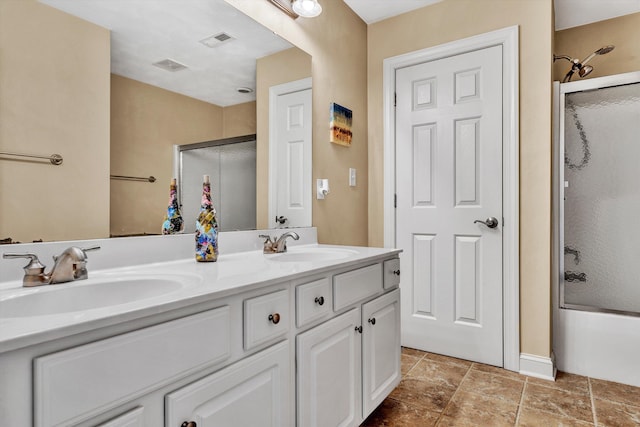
(165, 341), (290, 427)
(297, 308), (361, 427)
(362, 289), (401, 418)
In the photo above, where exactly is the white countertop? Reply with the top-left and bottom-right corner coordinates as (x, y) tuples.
(0, 243), (400, 353)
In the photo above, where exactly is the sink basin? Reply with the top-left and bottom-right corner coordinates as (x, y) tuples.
(266, 247), (358, 263)
(0, 275), (194, 318)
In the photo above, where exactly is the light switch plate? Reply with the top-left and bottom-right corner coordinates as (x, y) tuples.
(349, 168), (356, 187)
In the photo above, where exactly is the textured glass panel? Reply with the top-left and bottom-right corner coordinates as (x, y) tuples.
(563, 82), (640, 313)
(180, 139), (256, 232)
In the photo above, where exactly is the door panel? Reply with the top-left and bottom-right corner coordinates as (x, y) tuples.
(396, 45), (503, 366)
(274, 88), (312, 228)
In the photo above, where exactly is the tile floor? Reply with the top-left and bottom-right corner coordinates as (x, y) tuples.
(361, 347), (640, 426)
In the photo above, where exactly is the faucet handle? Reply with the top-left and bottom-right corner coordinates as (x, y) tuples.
(3, 252), (45, 268)
(258, 234), (274, 243)
(3, 253), (47, 286)
(82, 246), (101, 253)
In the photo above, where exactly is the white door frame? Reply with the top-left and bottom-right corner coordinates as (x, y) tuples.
(382, 26), (520, 372)
(268, 77), (313, 228)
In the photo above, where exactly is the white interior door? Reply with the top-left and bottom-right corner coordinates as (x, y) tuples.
(273, 87), (312, 228)
(396, 45), (503, 366)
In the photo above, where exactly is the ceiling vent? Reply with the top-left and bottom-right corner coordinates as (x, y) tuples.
(199, 32), (235, 48)
(152, 59), (188, 72)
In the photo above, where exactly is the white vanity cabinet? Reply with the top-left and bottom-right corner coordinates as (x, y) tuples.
(296, 261), (401, 427)
(0, 249), (400, 427)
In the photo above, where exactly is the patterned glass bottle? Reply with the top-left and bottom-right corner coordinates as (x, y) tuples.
(195, 174), (219, 262)
(161, 178), (184, 235)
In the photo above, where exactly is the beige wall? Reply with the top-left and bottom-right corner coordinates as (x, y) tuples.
(225, 0), (369, 246)
(368, 0), (554, 358)
(0, 0), (110, 243)
(111, 75), (256, 236)
(256, 47), (312, 229)
(223, 101), (257, 138)
(554, 12), (640, 82)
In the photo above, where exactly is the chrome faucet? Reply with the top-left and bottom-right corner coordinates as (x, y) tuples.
(3, 246), (100, 287)
(258, 231), (300, 254)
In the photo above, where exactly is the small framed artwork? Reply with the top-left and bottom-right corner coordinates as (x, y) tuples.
(329, 102), (353, 146)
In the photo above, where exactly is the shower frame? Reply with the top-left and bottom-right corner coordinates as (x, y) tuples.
(554, 70), (640, 317)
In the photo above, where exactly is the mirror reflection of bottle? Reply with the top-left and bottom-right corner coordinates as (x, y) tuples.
(162, 178), (184, 235)
(195, 174), (219, 262)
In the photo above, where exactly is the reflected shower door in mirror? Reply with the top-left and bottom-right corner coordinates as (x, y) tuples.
(177, 136), (256, 232)
(0, 0), (311, 243)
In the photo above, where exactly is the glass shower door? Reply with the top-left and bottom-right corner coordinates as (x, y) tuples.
(562, 81), (640, 315)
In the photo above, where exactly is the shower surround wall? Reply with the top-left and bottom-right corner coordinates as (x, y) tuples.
(562, 81), (640, 314)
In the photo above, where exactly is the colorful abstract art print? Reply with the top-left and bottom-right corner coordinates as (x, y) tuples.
(330, 102), (352, 146)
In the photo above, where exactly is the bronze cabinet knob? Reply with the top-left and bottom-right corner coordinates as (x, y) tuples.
(268, 313), (281, 324)
(314, 296), (325, 306)
(181, 422), (197, 427)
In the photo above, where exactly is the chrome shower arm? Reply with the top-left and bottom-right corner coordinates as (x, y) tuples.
(554, 54), (574, 63)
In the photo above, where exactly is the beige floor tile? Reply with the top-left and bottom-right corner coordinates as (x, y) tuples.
(594, 398), (640, 427)
(424, 352), (473, 369)
(459, 369), (524, 403)
(471, 362), (526, 382)
(401, 353), (421, 377)
(361, 397), (440, 427)
(401, 346), (427, 358)
(517, 406), (594, 426)
(389, 378), (457, 413)
(591, 378), (640, 408)
(405, 358), (469, 389)
(438, 390), (518, 427)
(527, 371), (590, 395)
(522, 383), (594, 423)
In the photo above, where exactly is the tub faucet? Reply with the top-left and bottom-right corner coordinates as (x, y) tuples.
(258, 231), (299, 254)
(2, 246), (100, 287)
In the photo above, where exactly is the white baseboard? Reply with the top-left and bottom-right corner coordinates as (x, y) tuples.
(519, 353), (556, 381)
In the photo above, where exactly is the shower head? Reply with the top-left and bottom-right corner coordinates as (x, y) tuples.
(554, 45), (615, 83)
(595, 45), (615, 55)
(579, 65), (593, 78)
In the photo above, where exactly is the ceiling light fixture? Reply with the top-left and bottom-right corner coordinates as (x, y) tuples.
(291, 0), (322, 18)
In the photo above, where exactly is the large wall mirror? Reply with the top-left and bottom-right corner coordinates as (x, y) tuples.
(0, 0), (312, 243)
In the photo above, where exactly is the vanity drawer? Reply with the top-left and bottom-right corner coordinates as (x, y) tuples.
(333, 263), (383, 311)
(97, 406), (144, 427)
(244, 289), (290, 350)
(34, 307), (231, 427)
(296, 277), (332, 327)
(383, 258), (401, 289)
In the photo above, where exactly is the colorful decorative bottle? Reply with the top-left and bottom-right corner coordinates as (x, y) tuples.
(162, 178), (184, 235)
(195, 174), (219, 262)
